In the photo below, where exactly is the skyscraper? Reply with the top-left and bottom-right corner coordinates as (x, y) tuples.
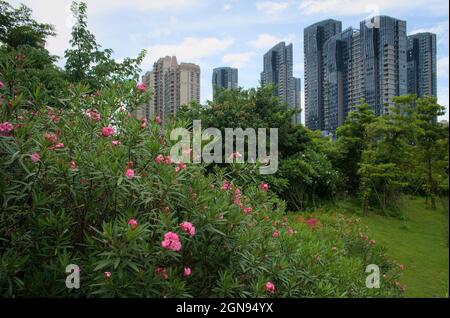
(407, 32), (437, 98)
(323, 27), (363, 133)
(304, 19), (342, 131)
(178, 62), (201, 112)
(135, 56), (200, 121)
(212, 67), (238, 99)
(293, 77), (302, 124)
(360, 16), (407, 115)
(260, 42), (296, 121)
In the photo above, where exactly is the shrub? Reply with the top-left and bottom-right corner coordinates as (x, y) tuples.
(0, 81), (403, 297)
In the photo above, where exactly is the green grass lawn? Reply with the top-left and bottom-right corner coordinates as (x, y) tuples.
(323, 196), (449, 298)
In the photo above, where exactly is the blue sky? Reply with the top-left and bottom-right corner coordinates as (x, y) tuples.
(10, 0), (450, 121)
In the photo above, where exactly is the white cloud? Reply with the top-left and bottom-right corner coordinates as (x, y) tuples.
(248, 34), (280, 49)
(148, 28), (172, 39)
(410, 21), (449, 46)
(7, 0), (203, 58)
(256, 1), (289, 15)
(143, 37), (235, 67)
(86, 0), (203, 14)
(437, 56), (449, 79)
(298, 0), (448, 16)
(222, 52), (256, 68)
(223, 4), (232, 11)
(248, 33), (297, 50)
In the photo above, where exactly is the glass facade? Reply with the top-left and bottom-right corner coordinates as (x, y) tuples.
(260, 42), (297, 122)
(304, 19), (342, 131)
(212, 67), (238, 99)
(360, 16), (407, 115)
(407, 32), (437, 98)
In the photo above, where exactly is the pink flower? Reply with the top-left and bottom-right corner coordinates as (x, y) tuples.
(104, 271), (112, 278)
(243, 207), (253, 215)
(164, 156), (172, 164)
(265, 282), (276, 294)
(161, 232), (182, 251)
(273, 230), (279, 238)
(49, 143), (64, 150)
(155, 154), (165, 164)
(50, 114), (61, 124)
(305, 218), (318, 229)
(260, 183), (269, 191)
(31, 152), (41, 163)
(0, 122), (14, 136)
(101, 127), (115, 137)
(183, 267), (192, 277)
(288, 228), (295, 236)
(234, 188), (241, 197)
(84, 108), (101, 122)
(44, 132), (58, 144)
(125, 169), (135, 179)
(234, 198), (243, 208)
(222, 181), (231, 190)
(155, 267), (169, 280)
(112, 140), (121, 146)
(0, 81), (4, 89)
(136, 82), (147, 92)
(70, 160), (76, 171)
(175, 163), (187, 173)
(128, 219), (138, 230)
(156, 116), (162, 125)
(140, 117), (147, 128)
(229, 152), (242, 160)
(180, 222), (196, 237)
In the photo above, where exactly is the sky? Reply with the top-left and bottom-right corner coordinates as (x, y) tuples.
(9, 0), (450, 121)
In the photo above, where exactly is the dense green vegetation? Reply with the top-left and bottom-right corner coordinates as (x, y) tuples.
(314, 196), (449, 297)
(0, 1), (448, 298)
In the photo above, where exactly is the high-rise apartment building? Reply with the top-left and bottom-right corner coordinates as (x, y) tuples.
(305, 16), (409, 134)
(135, 56), (200, 121)
(323, 27), (363, 133)
(179, 62), (201, 111)
(260, 42), (298, 123)
(212, 67), (238, 99)
(304, 19), (342, 131)
(360, 16), (407, 116)
(293, 77), (302, 124)
(407, 32), (437, 98)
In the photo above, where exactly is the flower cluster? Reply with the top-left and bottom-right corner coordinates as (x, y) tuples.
(136, 83), (147, 92)
(175, 163), (187, 173)
(0, 122), (14, 136)
(161, 232), (182, 251)
(265, 282), (276, 294)
(101, 127), (115, 137)
(84, 109), (101, 122)
(180, 221), (196, 237)
(128, 219), (138, 230)
(155, 154), (172, 165)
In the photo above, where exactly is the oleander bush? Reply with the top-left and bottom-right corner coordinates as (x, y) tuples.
(0, 80), (403, 297)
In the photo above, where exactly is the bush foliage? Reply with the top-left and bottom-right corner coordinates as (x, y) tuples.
(0, 80), (404, 297)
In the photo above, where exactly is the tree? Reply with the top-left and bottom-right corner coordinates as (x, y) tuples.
(0, 0), (55, 49)
(333, 101), (377, 192)
(64, 1), (145, 89)
(414, 96), (448, 209)
(0, 1), (66, 108)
